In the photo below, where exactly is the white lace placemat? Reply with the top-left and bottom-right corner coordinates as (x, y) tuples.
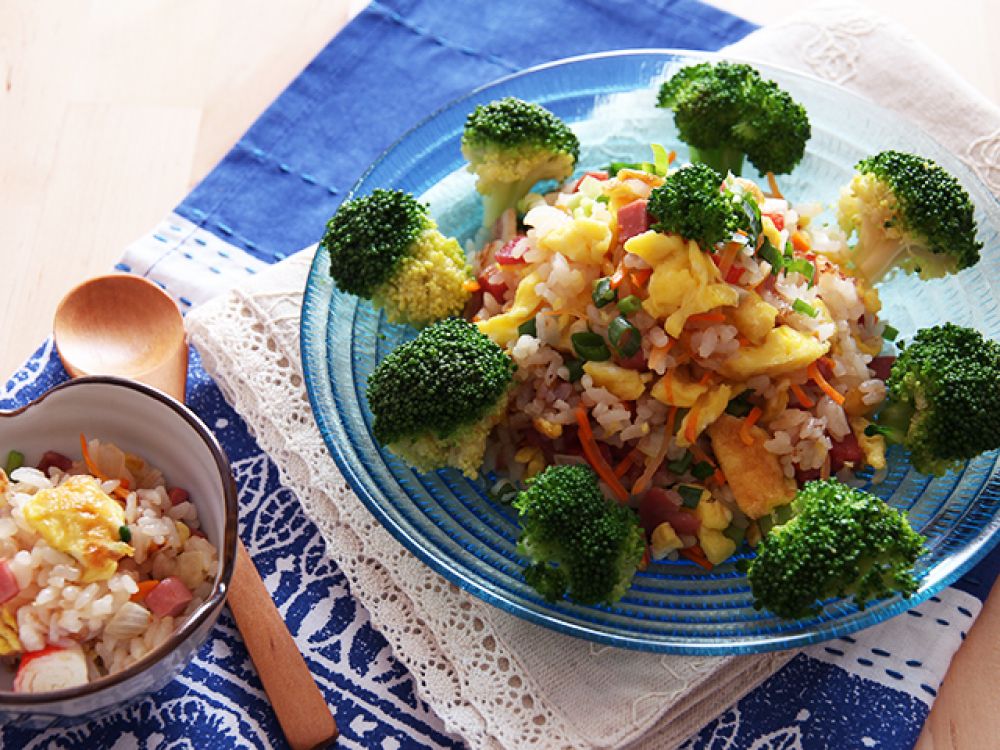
(184, 3), (1000, 748)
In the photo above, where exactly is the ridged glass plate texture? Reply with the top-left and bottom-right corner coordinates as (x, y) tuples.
(301, 50), (1000, 654)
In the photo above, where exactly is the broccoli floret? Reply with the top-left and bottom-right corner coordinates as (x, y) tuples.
(366, 318), (514, 477)
(462, 97), (580, 226)
(657, 62), (810, 176)
(647, 163), (755, 249)
(866, 323), (1000, 476)
(745, 479), (925, 619)
(513, 465), (645, 606)
(322, 189), (472, 327)
(838, 151), (982, 284)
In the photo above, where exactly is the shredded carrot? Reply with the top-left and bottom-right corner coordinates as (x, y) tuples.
(80, 434), (105, 480)
(717, 242), (741, 280)
(736, 334), (751, 347)
(698, 371), (713, 386)
(666, 405), (679, 437)
(712, 468), (727, 486)
(820, 355), (835, 370)
(648, 345), (669, 373)
(462, 279), (480, 293)
(667, 150), (677, 166)
(630, 268), (652, 288)
(574, 408), (630, 502)
(766, 172), (784, 200)
(684, 403), (701, 444)
(679, 546), (714, 571)
(690, 444), (713, 466)
(686, 311), (726, 326)
(79, 433), (131, 501)
(610, 262), (627, 289)
(789, 382), (815, 408)
(632, 419), (674, 496)
(808, 361), (845, 405)
(740, 407), (762, 446)
(130, 580), (160, 602)
(638, 545), (651, 572)
(791, 231), (811, 253)
(613, 447), (642, 478)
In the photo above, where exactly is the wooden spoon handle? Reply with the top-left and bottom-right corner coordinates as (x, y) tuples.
(229, 540), (338, 750)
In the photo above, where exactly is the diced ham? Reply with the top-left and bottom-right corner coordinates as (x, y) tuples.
(617, 200), (650, 241)
(36, 451), (72, 474)
(869, 356), (895, 382)
(476, 264), (508, 301)
(168, 487), (190, 506)
(616, 349), (647, 371)
(0, 560), (19, 604)
(829, 432), (864, 472)
(145, 576), (193, 617)
(494, 236), (528, 265)
(639, 487), (701, 538)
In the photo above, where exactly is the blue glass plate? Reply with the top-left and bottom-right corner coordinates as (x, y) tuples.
(301, 50), (1000, 654)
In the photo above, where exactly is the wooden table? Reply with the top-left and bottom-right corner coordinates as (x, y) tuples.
(1, 1), (997, 747)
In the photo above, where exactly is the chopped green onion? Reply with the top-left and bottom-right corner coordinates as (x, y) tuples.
(758, 239), (783, 274)
(564, 359), (585, 382)
(592, 277), (617, 308)
(650, 143), (671, 176)
(571, 332), (611, 362)
(639, 161), (656, 174)
(774, 504), (795, 524)
(737, 193), (761, 242)
(4, 450), (24, 476)
(617, 294), (642, 315)
(596, 195), (610, 204)
(607, 316), (641, 358)
(725, 394), (753, 417)
(677, 484), (703, 508)
(691, 461), (715, 481)
(604, 161), (641, 175)
(792, 299), (819, 318)
(882, 324), (899, 341)
(785, 257), (816, 285)
(118, 525), (132, 543)
(517, 317), (537, 337)
(723, 525), (746, 545)
(667, 451), (693, 475)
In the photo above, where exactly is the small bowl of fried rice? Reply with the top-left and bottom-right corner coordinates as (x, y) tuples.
(0, 376), (237, 725)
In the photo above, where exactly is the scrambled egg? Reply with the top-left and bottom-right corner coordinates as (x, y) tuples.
(650, 367), (709, 408)
(625, 231), (739, 337)
(676, 383), (737, 448)
(582, 361), (649, 401)
(721, 326), (829, 381)
(476, 271), (543, 348)
(731, 292), (778, 345)
(707, 415), (796, 519)
(537, 217), (611, 264)
(21, 475), (133, 583)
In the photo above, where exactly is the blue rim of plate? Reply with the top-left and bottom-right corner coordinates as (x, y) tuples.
(301, 49), (1000, 654)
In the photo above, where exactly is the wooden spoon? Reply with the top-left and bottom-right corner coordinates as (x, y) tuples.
(53, 274), (337, 750)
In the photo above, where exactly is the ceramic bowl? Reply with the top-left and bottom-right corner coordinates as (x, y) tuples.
(0, 376), (238, 725)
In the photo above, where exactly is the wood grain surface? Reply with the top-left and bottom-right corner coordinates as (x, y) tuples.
(1, 1), (997, 748)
